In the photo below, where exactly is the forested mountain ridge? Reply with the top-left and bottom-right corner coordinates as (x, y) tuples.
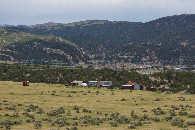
(16, 20), (142, 54)
(0, 28), (89, 64)
(2, 14), (195, 65)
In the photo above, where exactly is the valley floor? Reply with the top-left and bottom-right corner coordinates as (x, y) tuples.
(0, 81), (195, 129)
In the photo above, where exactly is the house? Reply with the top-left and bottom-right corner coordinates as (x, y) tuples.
(120, 82), (142, 90)
(88, 81), (98, 87)
(71, 80), (83, 86)
(97, 81), (113, 89)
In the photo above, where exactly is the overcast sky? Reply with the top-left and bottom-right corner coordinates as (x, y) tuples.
(0, 0), (195, 25)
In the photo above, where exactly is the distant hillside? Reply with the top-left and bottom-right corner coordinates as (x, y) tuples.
(14, 20), (142, 55)
(0, 28), (39, 48)
(121, 14), (195, 64)
(4, 14), (195, 65)
(0, 28), (89, 64)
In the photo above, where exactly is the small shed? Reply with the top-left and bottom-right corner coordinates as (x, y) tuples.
(120, 82), (141, 90)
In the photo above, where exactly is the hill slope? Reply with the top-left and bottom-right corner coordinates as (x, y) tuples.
(3, 14), (195, 65)
(0, 28), (89, 64)
(116, 14), (195, 64)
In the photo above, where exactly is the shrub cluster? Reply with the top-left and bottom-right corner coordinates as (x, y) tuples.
(47, 107), (65, 117)
(34, 121), (42, 129)
(0, 120), (22, 129)
(152, 107), (166, 115)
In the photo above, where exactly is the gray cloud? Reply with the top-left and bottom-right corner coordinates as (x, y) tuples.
(0, 0), (194, 25)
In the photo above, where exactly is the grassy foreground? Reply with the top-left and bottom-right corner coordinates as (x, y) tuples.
(0, 81), (195, 130)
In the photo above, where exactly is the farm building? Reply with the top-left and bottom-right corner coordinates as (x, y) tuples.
(71, 80), (83, 86)
(88, 81), (98, 87)
(120, 82), (143, 90)
(146, 87), (156, 91)
(80, 83), (87, 87)
(71, 80), (87, 87)
(97, 81), (113, 89)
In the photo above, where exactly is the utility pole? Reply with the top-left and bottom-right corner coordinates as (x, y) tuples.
(141, 57), (147, 75)
(122, 62), (125, 71)
(149, 52), (156, 74)
(179, 55), (185, 69)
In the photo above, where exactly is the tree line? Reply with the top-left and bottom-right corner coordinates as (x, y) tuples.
(0, 63), (194, 94)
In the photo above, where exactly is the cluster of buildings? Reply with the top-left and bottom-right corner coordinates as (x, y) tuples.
(22, 80), (156, 91)
(70, 80), (150, 90)
(71, 80), (114, 89)
(22, 79), (156, 91)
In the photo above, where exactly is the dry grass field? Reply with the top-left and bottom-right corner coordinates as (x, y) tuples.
(0, 81), (195, 130)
